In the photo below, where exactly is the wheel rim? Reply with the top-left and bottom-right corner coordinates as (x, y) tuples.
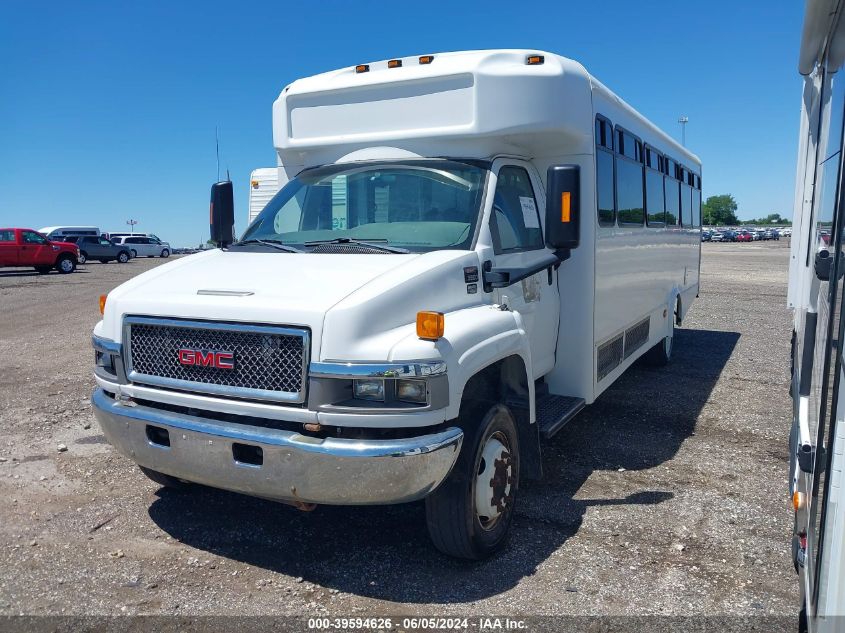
(79, 253), (86, 264)
(475, 431), (513, 530)
(119, 253), (127, 262)
(60, 258), (73, 272)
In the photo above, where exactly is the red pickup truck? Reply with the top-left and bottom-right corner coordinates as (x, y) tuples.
(0, 228), (79, 274)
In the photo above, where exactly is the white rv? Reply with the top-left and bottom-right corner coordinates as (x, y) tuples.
(788, 1), (845, 630)
(248, 168), (281, 225)
(91, 50), (701, 559)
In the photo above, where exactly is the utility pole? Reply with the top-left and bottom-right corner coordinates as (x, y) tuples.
(678, 116), (689, 147)
(126, 219), (138, 235)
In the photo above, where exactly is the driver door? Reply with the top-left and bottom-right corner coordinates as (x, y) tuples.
(488, 160), (560, 379)
(19, 230), (53, 266)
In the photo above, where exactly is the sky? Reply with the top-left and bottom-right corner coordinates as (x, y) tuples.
(0, 1), (804, 246)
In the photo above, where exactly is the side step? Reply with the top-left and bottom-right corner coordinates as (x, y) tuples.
(537, 394), (586, 439)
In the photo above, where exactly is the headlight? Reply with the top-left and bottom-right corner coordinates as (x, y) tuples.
(397, 379), (427, 404)
(353, 378), (385, 401)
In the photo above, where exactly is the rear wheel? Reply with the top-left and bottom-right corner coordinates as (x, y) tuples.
(55, 255), (76, 274)
(138, 465), (190, 489)
(34, 266), (51, 274)
(130, 249), (137, 258)
(117, 251), (129, 263)
(644, 311), (674, 366)
(160, 248), (170, 258)
(78, 251), (88, 264)
(425, 402), (519, 559)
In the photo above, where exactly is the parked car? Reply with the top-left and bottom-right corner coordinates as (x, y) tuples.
(736, 230), (753, 242)
(64, 236), (131, 264)
(765, 229), (780, 240)
(754, 230), (767, 240)
(711, 231), (725, 242)
(722, 230), (738, 242)
(0, 228), (78, 273)
(111, 235), (171, 258)
(701, 230), (712, 242)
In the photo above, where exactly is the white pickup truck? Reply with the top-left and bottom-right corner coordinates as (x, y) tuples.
(92, 50), (700, 559)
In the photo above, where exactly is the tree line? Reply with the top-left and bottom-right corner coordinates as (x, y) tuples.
(702, 194), (791, 226)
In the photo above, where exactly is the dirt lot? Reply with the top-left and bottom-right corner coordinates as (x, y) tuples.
(0, 242), (796, 618)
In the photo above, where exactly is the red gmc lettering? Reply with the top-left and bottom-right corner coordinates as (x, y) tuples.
(178, 349), (234, 370)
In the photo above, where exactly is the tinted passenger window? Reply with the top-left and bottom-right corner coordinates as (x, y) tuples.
(646, 169), (665, 225)
(680, 182), (692, 226)
(597, 149), (615, 226)
(616, 157), (644, 225)
(0, 230), (14, 242)
(490, 166), (544, 253)
(692, 187), (701, 227)
(665, 177), (680, 226)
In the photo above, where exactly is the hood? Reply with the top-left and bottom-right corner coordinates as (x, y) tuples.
(100, 248), (482, 360)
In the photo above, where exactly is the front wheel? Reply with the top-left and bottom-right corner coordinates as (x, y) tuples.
(55, 255), (76, 274)
(78, 251), (88, 264)
(425, 402), (519, 560)
(160, 248), (170, 258)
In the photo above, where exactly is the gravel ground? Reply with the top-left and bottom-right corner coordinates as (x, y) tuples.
(0, 242), (796, 618)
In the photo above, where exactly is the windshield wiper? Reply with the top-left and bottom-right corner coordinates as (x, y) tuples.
(231, 238), (303, 253)
(304, 237), (410, 254)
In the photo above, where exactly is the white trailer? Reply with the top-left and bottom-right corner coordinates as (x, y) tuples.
(91, 50), (701, 559)
(248, 167), (280, 225)
(789, 1), (845, 630)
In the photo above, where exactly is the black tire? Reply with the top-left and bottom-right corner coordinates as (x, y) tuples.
(130, 249), (137, 258)
(160, 248), (170, 258)
(78, 251), (88, 264)
(55, 255), (76, 274)
(643, 312), (674, 366)
(117, 251), (129, 263)
(138, 465), (190, 489)
(34, 266), (51, 274)
(425, 402), (519, 560)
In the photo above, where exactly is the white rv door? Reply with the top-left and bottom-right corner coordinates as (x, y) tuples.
(488, 160), (560, 379)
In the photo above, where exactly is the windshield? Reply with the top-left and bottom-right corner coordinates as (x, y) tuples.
(240, 160), (488, 253)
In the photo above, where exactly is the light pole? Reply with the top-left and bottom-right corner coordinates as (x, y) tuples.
(126, 219), (138, 235)
(678, 116), (689, 147)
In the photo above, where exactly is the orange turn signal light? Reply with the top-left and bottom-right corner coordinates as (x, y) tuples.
(419, 55), (434, 64)
(561, 191), (571, 223)
(416, 311), (444, 341)
(387, 59), (402, 68)
(793, 491), (806, 511)
(526, 55), (545, 65)
(99, 294), (107, 315)
(355, 64), (370, 73)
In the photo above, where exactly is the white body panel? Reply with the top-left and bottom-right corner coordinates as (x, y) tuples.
(248, 168), (280, 225)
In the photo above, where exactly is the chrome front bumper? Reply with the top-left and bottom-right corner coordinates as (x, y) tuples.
(92, 388), (463, 505)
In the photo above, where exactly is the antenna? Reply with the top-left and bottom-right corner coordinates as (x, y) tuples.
(215, 126), (220, 182)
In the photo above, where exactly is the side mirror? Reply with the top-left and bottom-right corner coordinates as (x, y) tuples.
(210, 181), (235, 247)
(545, 165), (580, 251)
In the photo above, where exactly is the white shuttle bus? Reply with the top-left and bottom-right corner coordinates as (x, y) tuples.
(91, 50), (701, 559)
(789, 1), (845, 629)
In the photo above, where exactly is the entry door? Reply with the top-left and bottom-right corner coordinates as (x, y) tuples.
(19, 230), (53, 266)
(488, 160), (560, 379)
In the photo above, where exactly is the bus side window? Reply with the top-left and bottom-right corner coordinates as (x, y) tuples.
(645, 148), (665, 226)
(596, 115), (615, 226)
(664, 157), (679, 226)
(616, 129), (644, 226)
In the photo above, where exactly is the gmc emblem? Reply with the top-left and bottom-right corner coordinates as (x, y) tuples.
(177, 349), (235, 370)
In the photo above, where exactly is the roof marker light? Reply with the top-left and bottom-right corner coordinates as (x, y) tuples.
(526, 55), (545, 65)
(388, 59), (402, 68)
(355, 64), (370, 73)
(419, 55), (434, 64)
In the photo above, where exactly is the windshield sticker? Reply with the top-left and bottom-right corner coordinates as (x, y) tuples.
(519, 197), (539, 229)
